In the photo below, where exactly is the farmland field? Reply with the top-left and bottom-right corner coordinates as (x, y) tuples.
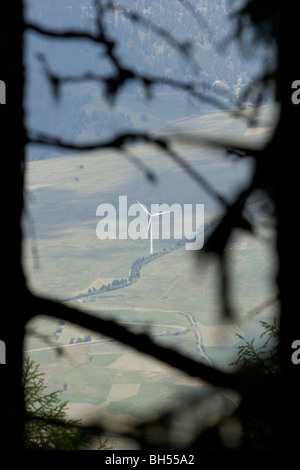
(23, 104), (278, 448)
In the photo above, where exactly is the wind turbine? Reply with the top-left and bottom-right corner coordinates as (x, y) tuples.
(137, 200), (171, 254)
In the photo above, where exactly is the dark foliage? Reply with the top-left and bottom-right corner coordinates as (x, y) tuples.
(1, 0), (300, 452)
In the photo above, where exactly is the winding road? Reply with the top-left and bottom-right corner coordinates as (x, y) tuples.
(25, 321), (189, 354)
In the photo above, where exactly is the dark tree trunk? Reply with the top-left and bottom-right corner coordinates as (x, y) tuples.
(0, 1), (27, 450)
(274, 3), (300, 448)
(0, 0), (299, 452)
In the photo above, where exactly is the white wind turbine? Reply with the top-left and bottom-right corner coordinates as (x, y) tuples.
(137, 200), (171, 254)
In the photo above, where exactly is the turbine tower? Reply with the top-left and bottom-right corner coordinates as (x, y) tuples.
(137, 200), (171, 254)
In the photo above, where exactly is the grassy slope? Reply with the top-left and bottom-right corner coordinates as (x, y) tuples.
(23, 104), (278, 445)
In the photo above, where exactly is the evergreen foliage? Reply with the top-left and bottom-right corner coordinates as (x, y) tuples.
(23, 358), (93, 449)
(231, 320), (280, 375)
(229, 321), (280, 449)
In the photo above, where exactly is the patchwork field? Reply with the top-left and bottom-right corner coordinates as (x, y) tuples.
(23, 104), (278, 448)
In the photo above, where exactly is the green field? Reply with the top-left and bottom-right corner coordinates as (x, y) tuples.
(23, 104), (278, 448)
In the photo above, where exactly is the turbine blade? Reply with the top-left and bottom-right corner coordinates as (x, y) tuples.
(152, 210), (172, 216)
(136, 200), (151, 215)
(146, 216), (152, 235)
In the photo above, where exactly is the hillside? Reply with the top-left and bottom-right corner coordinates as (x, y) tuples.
(24, 0), (274, 160)
(22, 106), (278, 448)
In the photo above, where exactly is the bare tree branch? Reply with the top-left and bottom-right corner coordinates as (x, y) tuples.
(27, 291), (243, 393)
(25, 21), (102, 43)
(105, 1), (200, 72)
(28, 130), (228, 204)
(28, 130), (155, 150)
(168, 132), (266, 157)
(36, 48), (243, 112)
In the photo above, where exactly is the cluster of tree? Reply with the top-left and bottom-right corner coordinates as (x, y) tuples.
(93, 276), (129, 293)
(3, 0), (300, 453)
(69, 335), (91, 344)
(23, 357), (107, 449)
(107, 0), (265, 88)
(25, 0), (270, 161)
(61, 216), (221, 304)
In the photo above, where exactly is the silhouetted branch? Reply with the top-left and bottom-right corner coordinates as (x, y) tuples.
(36, 49), (243, 112)
(106, 1), (199, 72)
(26, 1), (199, 71)
(28, 130), (155, 150)
(28, 6), (254, 113)
(203, 184), (254, 257)
(25, 22), (102, 42)
(246, 296), (279, 317)
(155, 139), (228, 206)
(121, 148), (157, 183)
(169, 132), (267, 156)
(200, 183), (256, 318)
(28, 291), (243, 393)
(228, 0), (280, 48)
(28, 130), (229, 204)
